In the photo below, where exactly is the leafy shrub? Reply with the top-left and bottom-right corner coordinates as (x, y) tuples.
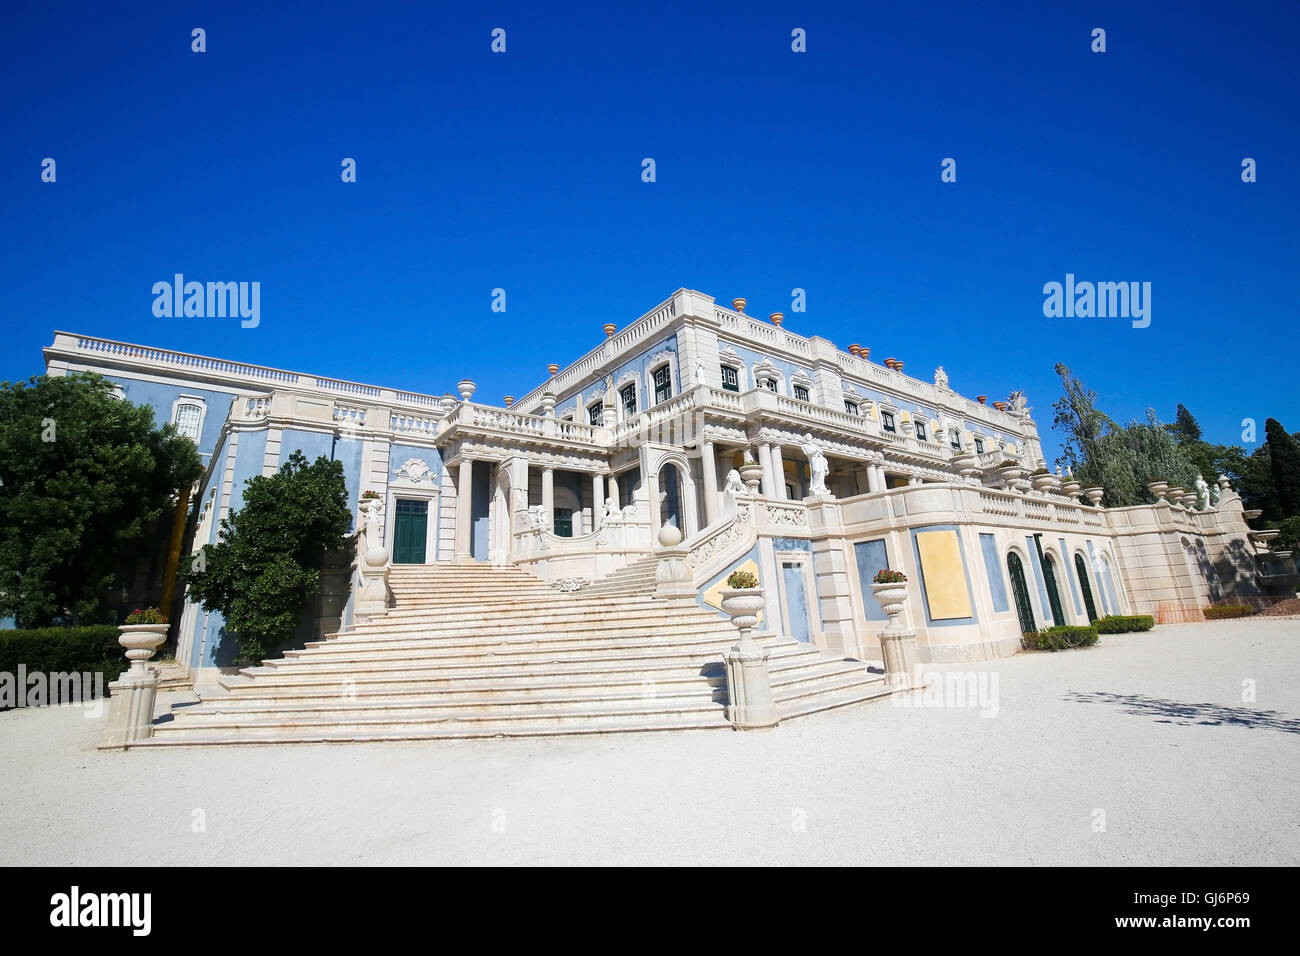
(998, 460), (1020, 468)
(1203, 604), (1256, 620)
(124, 607), (166, 625)
(1096, 614), (1156, 633)
(873, 569), (907, 584)
(1021, 624), (1099, 651)
(0, 626), (127, 709)
(1030, 467), (1050, 476)
(726, 569), (758, 589)
(359, 490), (382, 501)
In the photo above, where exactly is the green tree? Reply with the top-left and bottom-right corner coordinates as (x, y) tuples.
(1264, 418), (1300, 517)
(1167, 403), (1203, 444)
(183, 451), (350, 664)
(0, 373), (202, 627)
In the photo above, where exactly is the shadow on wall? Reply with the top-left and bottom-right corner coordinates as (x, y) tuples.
(1213, 538), (1264, 599)
(1065, 690), (1300, 734)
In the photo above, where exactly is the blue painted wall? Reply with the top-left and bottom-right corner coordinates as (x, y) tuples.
(471, 460), (491, 560)
(979, 532), (1009, 613)
(388, 443), (443, 483)
(781, 563), (811, 642)
(106, 375), (237, 462)
(553, 334), (679, 418)
(853, 538), (889, 621)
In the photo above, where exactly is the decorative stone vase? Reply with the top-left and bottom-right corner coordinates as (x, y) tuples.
(739, 459), (765, 495)
(547, 363), (559, 376)
(117, 624), (168, 675)
(1083, 487), (1105, 507)
(1165, 486), (1185, 509)
(998, 465), (1027, 488)
(870, 581), (916, 687)
(1146, 480), (1169, 501)
(1031, 473), (1055, 493)
(456, 378), (476, 402)
(871, 581), (908, 626)
(1060, 478), (1081, 499)
(603, 323), (616, 337)
(977, 395), (987, 405)
(720, 588), (766, 638)
(1180, 492), (1198, 510)
(720, 587), (778, 728)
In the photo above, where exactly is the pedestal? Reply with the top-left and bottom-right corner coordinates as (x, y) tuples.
(723, 640), (779, 728)
(98, 669), (159, 750)
(878, 629), (918, 688)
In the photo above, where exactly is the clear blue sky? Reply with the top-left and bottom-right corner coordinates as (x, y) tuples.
(3, 0), (1296, 463)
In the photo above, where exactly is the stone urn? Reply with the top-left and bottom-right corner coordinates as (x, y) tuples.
(1059, 477), (1081, 499)
(870, 575), (915, 687)
(720, 586), (778, 728)
(456, 378), (476, 402)
(1031, 472), (1055, 494)
(1180, 491), (1198, 511)
(1146, 480), (1169, 502)
(950, 452), (980, 482)
(1165, 486), (1185, 509)
(1083, 486), (1105, 507)
(739, 457), (765, 495)
(997, 464), (1027, 489)
(117, 624), (168, 675)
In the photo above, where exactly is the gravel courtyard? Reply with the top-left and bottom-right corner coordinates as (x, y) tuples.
(2, 618), (1296, 866)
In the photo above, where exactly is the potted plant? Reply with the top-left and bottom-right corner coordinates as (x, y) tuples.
(997, 459), (1026, 484)
(118, 607), (169, 674)
(1060, 472), (1082, 498)
(360, 490), (382, 502)
(1030, 467), (1055, 493)
(719, 569), (765, 641)
(870, 569), (909, 627)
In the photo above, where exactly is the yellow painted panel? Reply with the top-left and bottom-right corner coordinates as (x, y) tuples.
(702, 559), (763, 624)
(917, 530), (973, 620)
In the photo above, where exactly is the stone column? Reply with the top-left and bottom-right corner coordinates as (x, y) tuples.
(770, 444), (787, 499)
(908, 475), (922, 486)
(699, 440), (720, 526)
(542, 466), (555, 532)
(758, 442), (776, 498)
(592, 473), (605, 529)
(454, 458), (474, 562)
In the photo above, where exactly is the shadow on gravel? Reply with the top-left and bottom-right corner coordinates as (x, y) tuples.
(1065, 691), (1300, 734)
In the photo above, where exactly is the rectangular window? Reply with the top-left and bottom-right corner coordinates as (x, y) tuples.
(844, 401), (859, 416)
(621, 384), (637, 417)
(951, 432), (962, 449)
(589, 404), (603, 426)
(793, 384), (810, 402)
(915, 422), (927, 442)
(882, 411), (896, 433)
(654, 365), (672, 404)
(173, 403), (202, 441)
(974, 437), (985, 454)
(720, 366), (739, 392)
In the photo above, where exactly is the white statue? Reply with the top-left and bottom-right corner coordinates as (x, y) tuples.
(724, 468), (747, 497)
(528, 504), (547, 529)
(801, 433), (831, 497)
(1210, 484), (1221, 506)
(695, 355), (706, 386)
(1196, 474), (1210, 510)
(602, 496), (621, 521)
(1009, 391), (1028, 414)
(934, 366), (949, 389)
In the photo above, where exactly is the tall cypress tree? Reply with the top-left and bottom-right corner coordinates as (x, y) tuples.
(1169, 403), (1203, 444)
(1264, 418), (1300, 516)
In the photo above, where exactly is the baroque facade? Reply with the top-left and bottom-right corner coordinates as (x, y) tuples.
(44, 288), (1289, 686)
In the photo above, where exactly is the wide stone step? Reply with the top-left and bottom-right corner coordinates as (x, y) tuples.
(298, 628), (753, 660)
(324, 615), (733, 641)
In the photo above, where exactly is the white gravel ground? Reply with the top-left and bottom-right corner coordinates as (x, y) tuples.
(1, 618), (1296, 866)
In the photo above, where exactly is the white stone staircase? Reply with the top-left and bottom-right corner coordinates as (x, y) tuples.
(142, 562), (895, 746)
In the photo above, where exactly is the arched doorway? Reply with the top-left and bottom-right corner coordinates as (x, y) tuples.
(1074, 552), (1099, 622)
(659, 463), (682, 529)
(1007, 552), (1036, 635)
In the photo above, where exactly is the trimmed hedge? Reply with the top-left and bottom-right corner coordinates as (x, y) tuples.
(0, 626), (127, 709)
(1096, 614), (1156, 633)
(1021, 624), (1099, 651)
(1203, 604), (1256, 620)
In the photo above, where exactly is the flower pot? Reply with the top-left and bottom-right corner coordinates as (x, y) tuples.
(1146, 480), (1169, 501)
(720, 588), (766, 639)
(1031, 473), (1055, 493)
(1083, 487), (1105, 506)
(118, 623), (168, 674)
(1060, 480), (1081, 499)
(998, 466), (1026, 486)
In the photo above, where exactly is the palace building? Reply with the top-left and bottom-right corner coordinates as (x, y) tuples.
(43, 288), (1293, 743)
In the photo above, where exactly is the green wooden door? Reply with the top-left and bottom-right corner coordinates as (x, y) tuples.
(1007, 552), (1036, 635)
(1075, 553), (1099, 622)
(392, 499), (427, 564)
(553, 508), (573, 538)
